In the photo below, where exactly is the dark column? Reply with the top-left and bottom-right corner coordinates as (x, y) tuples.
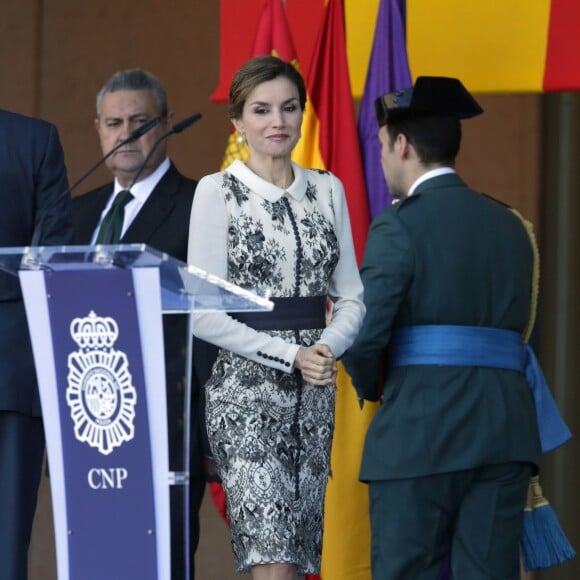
(537, 92), (580, 579)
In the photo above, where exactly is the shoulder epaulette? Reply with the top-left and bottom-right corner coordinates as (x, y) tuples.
(392, 194), (421, 212)
(480, 192), (512, 209)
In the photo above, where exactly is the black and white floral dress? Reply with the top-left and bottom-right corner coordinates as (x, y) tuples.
(188, 160), (364, 574)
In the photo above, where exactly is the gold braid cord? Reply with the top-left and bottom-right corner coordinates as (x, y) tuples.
(510, 209), (548, 511)
(509, 208), (540, 344)
(526, 474), (550, 511)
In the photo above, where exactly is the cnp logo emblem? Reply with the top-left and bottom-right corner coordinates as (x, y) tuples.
(66, 311), (137, 455)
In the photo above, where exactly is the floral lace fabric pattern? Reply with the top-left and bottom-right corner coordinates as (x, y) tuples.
(206, 168), (339, 574)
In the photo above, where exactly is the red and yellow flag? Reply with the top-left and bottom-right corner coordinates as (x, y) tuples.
(292, 0), (369, 263)
(219, 0), (300, 170)
(211, 0), (306, 521)
(406, 0), (580, 93)
(292, 2), (377, 579)
(212, 1), (580, 578)
(214, 0), (580, 102)
(214, 2), (377, 579)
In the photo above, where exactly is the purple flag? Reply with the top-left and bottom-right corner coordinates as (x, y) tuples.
(358, 7), (450, 578)
(357, 0), (412, 219)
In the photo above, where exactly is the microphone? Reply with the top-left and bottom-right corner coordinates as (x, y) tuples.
(65, 116), (162, 197)
(127, 113), (202, 189)
(29, 116), (162, 247)
(94, 113), (203, 248)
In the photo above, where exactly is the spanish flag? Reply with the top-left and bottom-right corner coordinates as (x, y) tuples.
(214, 0), (580, 101)
(213, 2), (377, 578)
(218, 0), (298, 170)
(211, 2), (579, 579)
(209, 0), (301, 523)
(212, 5), (356, 580)
(291, 2), (378, 579)
(292, 0), (369, 263)
(401, 0), (580, 94)
(213, 0), (580, 96)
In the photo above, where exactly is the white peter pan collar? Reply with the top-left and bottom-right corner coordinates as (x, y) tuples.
(227, 159), (308, 202)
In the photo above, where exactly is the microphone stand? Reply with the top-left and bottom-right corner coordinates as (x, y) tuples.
(67, 116), (163, 199)
(28, 116), (162, 249)
(128, 113), (202, 190)
(92, 113), (203, 264)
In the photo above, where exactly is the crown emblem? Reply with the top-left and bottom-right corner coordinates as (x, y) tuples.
(70, 310), (118, 350)
(67, 311), (137, 455)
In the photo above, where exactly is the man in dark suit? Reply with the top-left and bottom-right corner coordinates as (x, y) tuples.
(72, 69), (214, 579)
(342, 77), (543, 579)
(0, 109), (73, 579)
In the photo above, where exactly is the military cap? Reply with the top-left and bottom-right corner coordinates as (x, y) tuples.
(375, 76), (483, 126)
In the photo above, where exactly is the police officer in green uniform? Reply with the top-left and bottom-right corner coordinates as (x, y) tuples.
(343, 77), (544, 579)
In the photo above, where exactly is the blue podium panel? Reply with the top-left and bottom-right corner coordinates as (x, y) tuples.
(21, 267), (170, 580)
(0, 244), (273, 580)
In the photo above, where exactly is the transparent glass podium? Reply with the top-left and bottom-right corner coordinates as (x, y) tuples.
(0, 244), (273, 580)
(0, 243), (273, 313)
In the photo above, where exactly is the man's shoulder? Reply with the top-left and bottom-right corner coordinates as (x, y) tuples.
(0, 110), (60, 159)
(373, 195), (421, 222)
(479, 191), (511, 209)
(162, 162), (198, 194)
(0, 108), (54, 134)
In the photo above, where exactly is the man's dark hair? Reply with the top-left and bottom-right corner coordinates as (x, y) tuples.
(386, 110), (462, 165)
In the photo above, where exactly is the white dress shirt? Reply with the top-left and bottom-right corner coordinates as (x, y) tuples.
(91, 157), (171, 243)
(408, 166), (456, 196)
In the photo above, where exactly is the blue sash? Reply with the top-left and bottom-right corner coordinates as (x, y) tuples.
(389, 325), (571, 454)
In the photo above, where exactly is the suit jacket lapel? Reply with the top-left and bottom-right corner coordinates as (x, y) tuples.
(73, 186), (113, 244)
(121, 163), (180, 244)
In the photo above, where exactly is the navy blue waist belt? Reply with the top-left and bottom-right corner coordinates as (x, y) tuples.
(231, 295), (326, 331)
(389, 325), (571, 454)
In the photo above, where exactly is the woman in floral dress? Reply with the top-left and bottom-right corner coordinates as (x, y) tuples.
(188, 55), (364, 580)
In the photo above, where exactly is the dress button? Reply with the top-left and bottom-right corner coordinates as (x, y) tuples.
(257, 351), (263, 356)
(284, 362), (291, 367)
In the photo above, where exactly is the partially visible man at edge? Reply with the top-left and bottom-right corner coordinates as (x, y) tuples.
(71, 68), (216, 579)
(0, 108), (73, 579)
(343, 77), (545, 579)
